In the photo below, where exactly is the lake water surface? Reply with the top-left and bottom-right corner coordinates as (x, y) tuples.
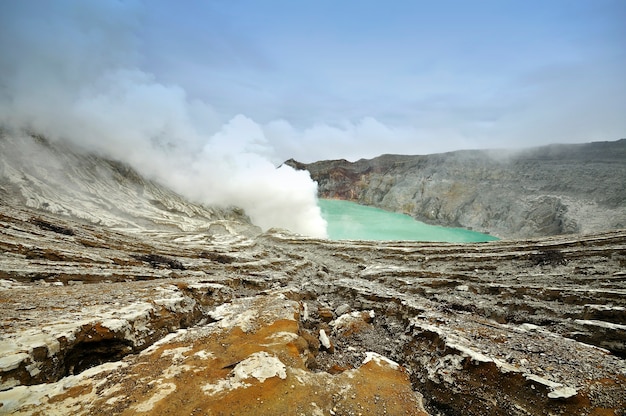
(319, 199), (498, 243)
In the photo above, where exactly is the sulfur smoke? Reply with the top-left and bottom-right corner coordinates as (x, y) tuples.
(0, 1), (327, 237)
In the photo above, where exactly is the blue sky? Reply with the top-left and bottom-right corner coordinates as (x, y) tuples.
(1, 0), (625, 161)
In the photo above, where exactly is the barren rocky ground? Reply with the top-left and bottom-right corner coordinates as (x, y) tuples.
(1, 134), (625, 415)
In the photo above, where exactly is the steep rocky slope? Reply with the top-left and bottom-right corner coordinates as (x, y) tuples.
(0, 131), (255, 235)
(286, 139), (626, 239)
(1, 133), (625, 415)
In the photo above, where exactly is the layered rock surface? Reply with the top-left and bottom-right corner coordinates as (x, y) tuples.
(1, 133), (625, 415)
(286, 139), (626, 238)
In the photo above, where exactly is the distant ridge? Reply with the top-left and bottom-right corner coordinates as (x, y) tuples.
(287, 139), (626, 238)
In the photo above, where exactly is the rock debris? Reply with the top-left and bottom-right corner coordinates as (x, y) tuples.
(1, 134), (625, 415)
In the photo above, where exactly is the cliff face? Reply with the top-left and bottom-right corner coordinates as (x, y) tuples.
(287, 139), (626, 238)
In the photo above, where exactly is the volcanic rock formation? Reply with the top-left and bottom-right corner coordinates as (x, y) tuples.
(286, 139), (626, 239)
(1, 132), (625, 415)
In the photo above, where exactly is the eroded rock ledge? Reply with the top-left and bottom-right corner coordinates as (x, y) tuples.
(1, 204), (625, 415)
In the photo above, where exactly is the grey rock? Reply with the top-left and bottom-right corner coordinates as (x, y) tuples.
(286, 139), (626, 238)
(335, 303), (351, 316)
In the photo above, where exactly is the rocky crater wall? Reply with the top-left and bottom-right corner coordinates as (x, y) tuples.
(1, 133), (626, 415)
(287, 139), (626, 239)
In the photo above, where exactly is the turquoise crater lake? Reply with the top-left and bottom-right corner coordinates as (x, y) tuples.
(319, 199), (498, 243)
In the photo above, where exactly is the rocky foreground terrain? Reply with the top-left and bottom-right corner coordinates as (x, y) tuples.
(1, 133), (626, 415)
(286, 139), (626, 239)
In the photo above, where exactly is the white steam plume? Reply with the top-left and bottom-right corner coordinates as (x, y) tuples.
(0, 1), (327, 237)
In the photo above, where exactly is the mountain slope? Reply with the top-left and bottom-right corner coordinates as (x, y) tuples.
(0, 131), (257, 236)
(287, 139), (626, 238)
